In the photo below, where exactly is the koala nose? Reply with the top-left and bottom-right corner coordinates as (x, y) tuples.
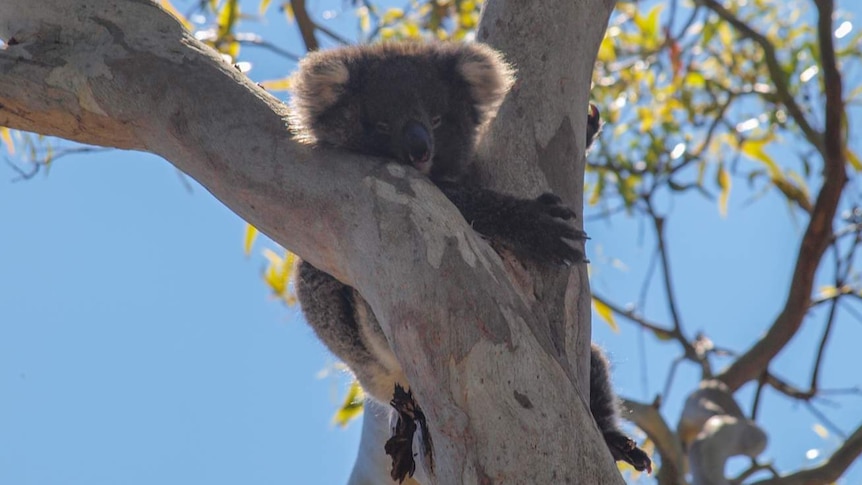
(402, 120), (433, 168)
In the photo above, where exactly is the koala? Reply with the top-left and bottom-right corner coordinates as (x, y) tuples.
(290, 42), (650, 480)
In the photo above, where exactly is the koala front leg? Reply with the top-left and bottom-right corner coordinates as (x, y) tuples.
(437, 181), (588, 266)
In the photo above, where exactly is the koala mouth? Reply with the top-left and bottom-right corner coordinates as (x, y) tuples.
(403, 120), (434, 174)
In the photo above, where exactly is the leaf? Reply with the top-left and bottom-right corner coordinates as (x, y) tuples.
(818, 285), (839, 299)
(259, 76), (292, 92)
(741, 139), (780, 178)
(258, 0), (271, 15)
(217, 0), (239, 39)
(772, 175), (812, 213)
(382, 7), (404, 24)
(597, 32), (617, 62)
(0, 127), (14, 155)
(846, 148), (862, 172)
(592, 298), (619, 332)
(333, 380), (365, 427)
(357, 6), (370, 33)
(243, 224), (258, 256)
(717, 163), (731, 217)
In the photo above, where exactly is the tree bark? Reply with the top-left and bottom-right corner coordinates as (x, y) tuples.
(0, 0), (619, 482)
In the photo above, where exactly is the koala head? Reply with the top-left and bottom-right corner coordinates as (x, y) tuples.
(289, 42), (515, 181)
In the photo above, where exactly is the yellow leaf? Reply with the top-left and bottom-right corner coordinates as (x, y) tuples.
(846, 148), (862, 172)
(637, 106), (654, 132)
(259, 77), (292, 92)
(258, 0), (271, 15)
(403, 22), (421, 39)
(333, 380), (365, 427)
(262, 248), (283, 265)
(592, 298), (618, 332)
(717, 163), (731, 217)
(597, 33), (617, 63)
(217, 0), (240, 39)
(160, 0), (193, 32)
(382, 7), (404, 24)
(741, 139), (780, 178)
(243, 224), (258, 256)
(0, 127), (14, 155)
(818, 285), (839, 299)
(357, 6), (370, 33)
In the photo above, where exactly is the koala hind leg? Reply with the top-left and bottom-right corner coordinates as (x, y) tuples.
(296, 261), (407, 403)
(590, 344), (652, 473)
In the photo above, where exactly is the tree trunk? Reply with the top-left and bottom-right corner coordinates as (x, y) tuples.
(0, 0), (619, 482)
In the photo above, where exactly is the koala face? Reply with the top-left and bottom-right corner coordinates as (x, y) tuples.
(289, 43), (514, 181)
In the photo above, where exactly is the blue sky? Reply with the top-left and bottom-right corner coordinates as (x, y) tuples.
(2, 1), (861, 484)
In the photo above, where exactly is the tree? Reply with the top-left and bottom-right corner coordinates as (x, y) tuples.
(0, 0), (619, 483)
(4, 0), (862, 484)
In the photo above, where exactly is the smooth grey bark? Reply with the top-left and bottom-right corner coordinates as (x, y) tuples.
(0, 0), (619, 482)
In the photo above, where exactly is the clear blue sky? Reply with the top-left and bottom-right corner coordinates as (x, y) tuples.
(2, 2), (861, 484)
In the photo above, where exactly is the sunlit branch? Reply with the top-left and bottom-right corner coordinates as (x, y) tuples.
(290, 0), (319, 51)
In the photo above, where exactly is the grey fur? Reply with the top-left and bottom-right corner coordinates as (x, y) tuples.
(290, 41), (649, 473)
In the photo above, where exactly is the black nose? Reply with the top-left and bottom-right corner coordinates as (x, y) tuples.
(402, 120), (433, 165)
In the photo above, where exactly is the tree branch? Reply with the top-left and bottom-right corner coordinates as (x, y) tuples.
(716, 0), (848, 391)
(290, 0), (319, 52)
(749, 423), (862, 485)
(621, 397), (686, 485)
(694, 0), (821, 152)
(0, 0), (621, 482)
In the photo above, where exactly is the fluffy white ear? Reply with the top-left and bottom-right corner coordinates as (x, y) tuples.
(288, 52), (351, 142)
(455, 44), (516, 124)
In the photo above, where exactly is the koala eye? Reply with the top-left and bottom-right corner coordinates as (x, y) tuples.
(375, 122), (391, 135)
(430, 115), (442, 129)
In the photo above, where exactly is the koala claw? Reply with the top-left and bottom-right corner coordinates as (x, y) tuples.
(514, 194), (589, 266)
(604, 431), (652, 474)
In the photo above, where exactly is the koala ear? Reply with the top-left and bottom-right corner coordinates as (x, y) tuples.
(452, 44), (515, 124)
(289, 50), (353, 142)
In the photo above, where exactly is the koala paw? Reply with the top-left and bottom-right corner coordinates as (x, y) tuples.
(511, 193), (588, 266)
(604, 431), (652, 474)
(385, 385), (433, 483)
